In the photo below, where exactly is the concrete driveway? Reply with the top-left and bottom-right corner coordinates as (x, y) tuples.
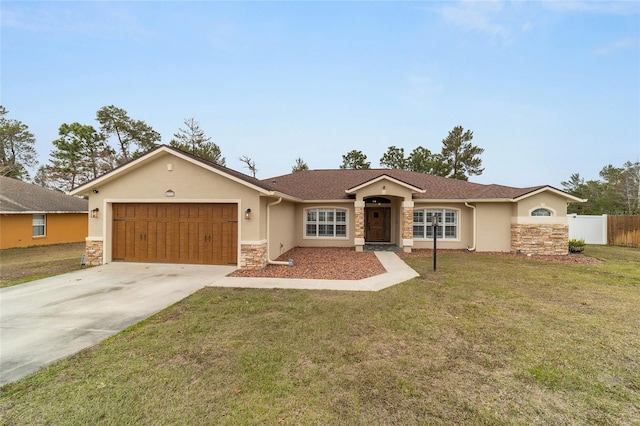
(0, 262), (235, 386)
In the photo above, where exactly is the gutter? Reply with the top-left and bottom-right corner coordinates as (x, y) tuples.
(266, 197), (293, 266)
(465, 201), (477, 252)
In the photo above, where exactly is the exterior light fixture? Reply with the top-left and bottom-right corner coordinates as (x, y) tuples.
(245, 208), (252, 219)
(165, 189), (175, 197)
(91, 208), (100, 219)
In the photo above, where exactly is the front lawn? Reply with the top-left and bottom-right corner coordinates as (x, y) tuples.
(1, 246), (638, 424)
(0, 242), (86, 288)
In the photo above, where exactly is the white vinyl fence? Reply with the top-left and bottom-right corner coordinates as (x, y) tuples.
(567, 214), (608, 245)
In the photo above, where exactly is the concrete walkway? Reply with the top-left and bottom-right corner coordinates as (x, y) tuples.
(210, 252), (419, 291)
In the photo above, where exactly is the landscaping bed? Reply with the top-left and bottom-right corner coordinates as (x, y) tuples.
(229, 247), (386, 280)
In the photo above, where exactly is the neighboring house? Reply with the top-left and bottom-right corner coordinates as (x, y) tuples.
(0, 176), (88, 249)
(69, 145), (583, 268)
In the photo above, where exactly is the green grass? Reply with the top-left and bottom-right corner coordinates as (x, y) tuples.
(0, 242), (87, 288)
(1, 246), (639, 425)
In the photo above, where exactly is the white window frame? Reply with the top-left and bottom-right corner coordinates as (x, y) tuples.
(530, 207), (554, 217)
(413, 208), (459, 240)
(304, 207), (348, 239)
(32, 214), (46, 237)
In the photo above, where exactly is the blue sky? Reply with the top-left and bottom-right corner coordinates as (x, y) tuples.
(2, 1), (638, 188)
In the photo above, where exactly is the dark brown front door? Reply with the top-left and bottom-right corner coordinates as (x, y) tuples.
(366, 207), (389, 242)
(112, 203), (238, 265)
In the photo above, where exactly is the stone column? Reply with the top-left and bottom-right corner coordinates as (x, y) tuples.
(240, 241), (268, 269)
(85, 238), (104, 266)
(354, 200), (365, 252)
(401, 200), (414, 253)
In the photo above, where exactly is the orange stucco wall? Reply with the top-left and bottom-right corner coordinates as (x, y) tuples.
(0, 213), (88, 249)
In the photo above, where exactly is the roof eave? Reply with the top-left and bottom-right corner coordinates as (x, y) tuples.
(261, 191), (304, 203)
(511, 186), (586, 203)
(0, 210), (88, 214)
(345, 174), (426, 194)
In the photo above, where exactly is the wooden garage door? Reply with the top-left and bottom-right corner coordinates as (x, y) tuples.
(112, 203), (238, 265)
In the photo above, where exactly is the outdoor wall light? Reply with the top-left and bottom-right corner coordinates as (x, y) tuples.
(165, 189), (175, 197)
(91, 208), (100, 219)
(245, 208), (252, 219)
(92, 189), (99, 194)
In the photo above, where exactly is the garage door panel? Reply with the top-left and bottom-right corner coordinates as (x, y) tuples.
(113, 203), (237, 265)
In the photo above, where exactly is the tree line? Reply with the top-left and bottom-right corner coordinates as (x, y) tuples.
(0, 105), (227, 192)
(1, 105), (486, 190)
(562, 161), (640, 215)
(335, 125), (484, 181)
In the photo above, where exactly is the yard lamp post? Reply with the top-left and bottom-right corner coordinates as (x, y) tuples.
(432, 215), (439, 271)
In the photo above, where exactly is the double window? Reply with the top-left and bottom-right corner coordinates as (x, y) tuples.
(32, 214), (46, 237)
(413, 208), (458, 239)
(305, 208), (347, 238)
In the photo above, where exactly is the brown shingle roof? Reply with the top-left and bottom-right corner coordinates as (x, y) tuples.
(261, 169), (547, 201)
(0, 176), (88, 213)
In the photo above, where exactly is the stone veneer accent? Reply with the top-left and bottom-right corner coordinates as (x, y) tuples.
(85, 239), (104, 266)
(354, 205), (365, 240)
(511, 224), (569, 255)
(240, 242), (268, 269)
(402, 206), (413, 240)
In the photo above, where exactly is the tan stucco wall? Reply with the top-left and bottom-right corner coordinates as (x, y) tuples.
(513, 192), (569, 223)
(476, 203), (513, 252)
(266, 199), (297, 260)
(86, 153), (263, 263)
(0, 213), (88, 249)
(411, 202), (474, 250)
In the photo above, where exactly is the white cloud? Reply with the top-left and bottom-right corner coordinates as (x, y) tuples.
(440, 0), (508, 39)
(437, 0), (538, 44)
(542, 1), (640, 15)
(592, 37), (638, 55)
(1, 3), (153, 39)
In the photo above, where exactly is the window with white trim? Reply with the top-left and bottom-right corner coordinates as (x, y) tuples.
(305, 208), (347, 238)
(531, 208), (552, 216)
(413, 208), (458, 239)
(33, 214), (46, 237)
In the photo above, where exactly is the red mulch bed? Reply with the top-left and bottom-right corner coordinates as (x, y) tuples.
(398, 249), (604, 265)
(229, 247), (387, 280)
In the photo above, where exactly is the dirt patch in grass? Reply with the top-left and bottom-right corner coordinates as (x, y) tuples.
(229, 247), (386, 280)
(0, 242), (87, 288)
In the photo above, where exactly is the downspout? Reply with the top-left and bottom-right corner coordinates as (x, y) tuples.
(266, 197), (293, 266)
(465, 201), (477, 252)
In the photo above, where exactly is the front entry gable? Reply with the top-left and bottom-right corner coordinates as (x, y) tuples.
(345, 174), (425, 199)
